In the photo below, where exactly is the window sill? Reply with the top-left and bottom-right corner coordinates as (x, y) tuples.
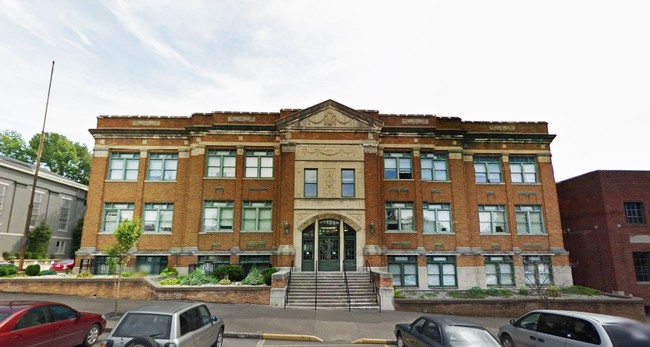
(200, 230), (233, 234)
(203, 176), (236, 180)
(105, 179), (138, 182)
(423, 232), (454, 235)
(144, 180), (177, 183)
(385, 230), (418, 234)
(143, 232), (173, 235)
(479, 233), (511, 235)
(240, 230), (273, 233)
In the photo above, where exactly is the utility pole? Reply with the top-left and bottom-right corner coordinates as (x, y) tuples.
(18, 61), (55, 271)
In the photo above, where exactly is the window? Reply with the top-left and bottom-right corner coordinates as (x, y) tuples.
(421, 152), (448, 181)
(341, 169), (355, 197)
(108, 152), (139, 180)
(17, 307), (49, 329)
(30, 191), (44, 227)
(93, 256), (111, 275)
(198, 255), (230, 275)
(245, 150), (273, 178)
(147, 153), (178, 181)
(510, 156), (538, 183)
(206, 149), (236, 178)
(0, 183), (7, 217)
(423, 203), (452, 233)
(485, 256), (514, 286)
(55, 241), (66, 255)
(143, 203), (174, 233)
(50, 305), (77, 321)
(240, 255), (271, 274)
(242, 201), (272, 231)
(388, 256), (418, 287)
(135, 256), (168, 275)
(384, 152), (412, 179)
(474, 155), (502, 183)
(304, 169), (318, 197)
(479, 205), (507, 234)
(427, 256), (456, 287)
(58, 197), (72, 231)
(633, 252), (650, 281)
(523, 255), (553, 285)
(101, 203), (134, 233)
(567, 318), (601, 344)
(516, 205), (545, 234)
(624, 202), (645, 224)
(203, 201), (234, 232)
(385, 202), (414, 231)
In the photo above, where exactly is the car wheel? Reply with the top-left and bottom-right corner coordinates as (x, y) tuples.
(213, 327), (224, 347)
(124, 336), (157, 347)
(396, 332), (404, 347)
(500, 334), (515, 347)
(82, 323), (101, 346)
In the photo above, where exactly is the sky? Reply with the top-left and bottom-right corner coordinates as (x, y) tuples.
(1, 0), (648, 182)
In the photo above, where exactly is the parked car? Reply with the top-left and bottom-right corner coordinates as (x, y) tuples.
(0, 300), (106, 347)
(100, 301), (224, 347)
(51, 258), (75, 272)
(394, 314), (501, 347)
(499, 309), (650, 347)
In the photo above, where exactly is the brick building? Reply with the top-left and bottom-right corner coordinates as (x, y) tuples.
(557, 171), (650, 313)
(78, 99), (571, 290)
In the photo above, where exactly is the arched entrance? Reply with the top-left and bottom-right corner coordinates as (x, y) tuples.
(301, 218), (357, 272)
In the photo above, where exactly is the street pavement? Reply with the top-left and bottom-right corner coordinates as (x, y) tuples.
(1, 293), (511, 344)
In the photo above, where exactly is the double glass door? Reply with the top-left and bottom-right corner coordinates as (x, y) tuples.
(301, 219), (356, 272)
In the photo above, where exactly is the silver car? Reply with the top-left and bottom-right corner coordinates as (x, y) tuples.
(498, 309), (650, 347)
(99, 301), (224, 347)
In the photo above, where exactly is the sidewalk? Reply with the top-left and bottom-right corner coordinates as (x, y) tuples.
(1, 293), (510, 343)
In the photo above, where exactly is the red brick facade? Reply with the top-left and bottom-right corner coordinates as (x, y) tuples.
(79, 100), (569, 290)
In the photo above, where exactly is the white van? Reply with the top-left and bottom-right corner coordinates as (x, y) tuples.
(498, 309), (650, 347)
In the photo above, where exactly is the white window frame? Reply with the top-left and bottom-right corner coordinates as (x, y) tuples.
(30, 191), (45, 228)
(304, 169), (318, 197)
(0, 183), (7, 217)
(58, 197), (73, 231)
(341, 169), (355, 197)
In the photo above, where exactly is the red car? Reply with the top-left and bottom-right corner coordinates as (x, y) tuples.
(51, 259), (75, 272)
(0, 301), (106, 347)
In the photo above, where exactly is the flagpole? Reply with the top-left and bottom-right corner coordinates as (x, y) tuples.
(18, 61), (55, 271)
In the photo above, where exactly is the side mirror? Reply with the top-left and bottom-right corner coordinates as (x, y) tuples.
(212, 315), (219, 322)
(509, 319), (516, 326)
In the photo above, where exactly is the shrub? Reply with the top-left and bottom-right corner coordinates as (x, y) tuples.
(0, 265), (18, 277)
(77, 271), (93, 278)
(449, 287), (487, 299)
(485, 288), (514, 297)
(241, 267), (265, 285)
(39, 270), (58, 276)
(218, 275), (231, 285)
(560, 285), (601, 296)
(545, 285), (562, 298)
(518, 287), (530, 296)
(121, 271), (132, 278)
(25, 264), (41, 276)
(2, 251), (12, 260)
(262, 267), (278, 285)
(160, 266), (178, 277)
(179, 269), (216, 286)
(213, 265), (244, 282)
(393, 288), (406, 298)
(159, 277), (180, 285)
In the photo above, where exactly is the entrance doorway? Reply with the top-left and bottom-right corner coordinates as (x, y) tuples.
(301, 218), (357, 272)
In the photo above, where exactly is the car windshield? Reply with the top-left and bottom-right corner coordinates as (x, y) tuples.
(61, 259), (74, 264)
(603, 322), (650, 347)
(444, 326), (501, 347)
(0, 313), (8, 322)
(114, 313), (172, 339)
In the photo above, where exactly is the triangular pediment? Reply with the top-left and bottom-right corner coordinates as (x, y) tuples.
(276, 99), (383, 131)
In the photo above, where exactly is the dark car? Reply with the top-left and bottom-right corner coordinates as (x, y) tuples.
(0, 300), (106, 347)
(51, 258), (75, 272)
(394, 314), (502, 347)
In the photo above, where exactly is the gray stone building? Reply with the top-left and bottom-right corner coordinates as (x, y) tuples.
(0, 155), (87, 259)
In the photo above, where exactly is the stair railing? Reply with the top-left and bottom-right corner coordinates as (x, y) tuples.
(365, 260), (382, 312)
(343, 262), (351, 312)
(283, 260), (294, 309)
(314, 265), (318, 310)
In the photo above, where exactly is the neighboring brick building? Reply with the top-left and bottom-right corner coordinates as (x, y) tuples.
(0, 155), (87, 258)
(557, 171), (650, 313)
(78, 99), (571, 290)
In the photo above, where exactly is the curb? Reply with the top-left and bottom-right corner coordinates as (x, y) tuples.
(352, 338), (396, 345)
(225, 332), (323, 342)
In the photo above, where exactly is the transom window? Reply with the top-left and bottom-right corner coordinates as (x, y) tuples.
(516, 205), (545, 234)
(633, 252), (650, 281)
(388, 256), (418, 287)
(203, 201), (234, 232)
(304, 169), (318, 197)
(242, 201), (272, 231)
(427, 256), (457, 287)
(385, 202), (414, 231)
(108, 152), (139, 180)
(474, 155), (502, 183)
(479, 205), (507, 234)
(523, 255), (553, 285)
(245, 150), (273, 178)
(58, 197), (72, 231)
(624, 202), (645, 224)
(143, 203), (174, 233)
(147, 153), (178, 181)
(485, 256), (514, 286)
(384, 152), (412, 179)
(206, 149), (236, 178)
(423, 203), (452, 233)
(102, 203), (134, 233)
(421, 152), (448, 181)
(341, 169), (355, 197)
(510, 156), (538, 183)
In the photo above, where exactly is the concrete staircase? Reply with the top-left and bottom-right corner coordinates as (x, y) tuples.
(285, 272), (380, 311)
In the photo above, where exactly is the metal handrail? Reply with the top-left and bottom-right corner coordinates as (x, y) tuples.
(343, 263), (351, 312)
(365, 260), (382, 313)
(314, 265), (318, 310)
(283, 260), (294, 309)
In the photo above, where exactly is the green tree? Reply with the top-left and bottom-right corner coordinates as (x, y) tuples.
(106, 217), (143, 316)
(70, 218), (84, 257)
(27, 221), (52, 259)
(28, 132), (91, 185)
(0, 130), (31, 162)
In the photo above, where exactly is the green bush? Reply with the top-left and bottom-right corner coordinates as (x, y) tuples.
(560, 285), (601, 296)
(0, 265), (18, 277)
(262, 267), (278, 285)
(2, 251), (13, 260)
(449, 287), (487, 299)
(545, 285), (562, 298)
(77, 271), (93, 278)
(39, 270), (58, 276)
(241, 267), (265, 285)
(218, 275), (231, 285)
(213, 265), (244, 282)
(393, 288), (406, 298)
(25, 264), (41, 276)
(159, 277), (180, 285)
(179, 269), (216, 286)
(485, 288), (514, 297)
(518, 288), (530, 296)
(160, 266), (178, 277)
